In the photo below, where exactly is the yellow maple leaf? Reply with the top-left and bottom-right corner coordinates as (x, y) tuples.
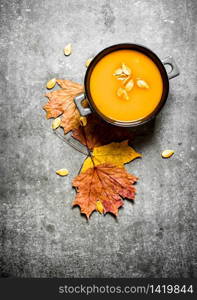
(81, 140), (141, 173)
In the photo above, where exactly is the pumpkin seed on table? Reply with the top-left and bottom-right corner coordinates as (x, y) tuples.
(64, 43), (72, 56)
(85, 57), (93, 67)
(46, 78), (56, 89)
(52, 117), (61, 130)
(56, 169), (69, 176)
(80, 116), (87, 126)
(161, 150), (174, 158)
(96, 200), (104, 214)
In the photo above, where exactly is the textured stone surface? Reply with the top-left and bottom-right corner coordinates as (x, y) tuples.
(0, 0), (197, 278)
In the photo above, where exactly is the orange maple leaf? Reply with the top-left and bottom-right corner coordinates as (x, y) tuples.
(43, 80), (83, 134)
(72, 163), (138, 218)
(72, 114), (135, 150)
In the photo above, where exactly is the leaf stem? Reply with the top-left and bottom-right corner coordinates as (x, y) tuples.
(81, 125), (95, 167)
(54, 130), (87, 155)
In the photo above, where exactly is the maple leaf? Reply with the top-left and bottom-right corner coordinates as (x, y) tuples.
(43, 80), (83, 134)
(56, 79), (83, 92)
(72, 164), (138, 218)
(81, 140), (141, 173)
(72, 113), (135, 150)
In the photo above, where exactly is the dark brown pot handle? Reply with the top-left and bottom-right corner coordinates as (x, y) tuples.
(162, 56), (180, 79)
(74, 93), (92, 116)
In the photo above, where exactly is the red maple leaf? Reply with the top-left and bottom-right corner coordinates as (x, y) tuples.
(73, 163), (138, 218)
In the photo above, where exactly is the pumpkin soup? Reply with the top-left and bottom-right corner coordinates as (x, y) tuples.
(89, 49), (163, 122)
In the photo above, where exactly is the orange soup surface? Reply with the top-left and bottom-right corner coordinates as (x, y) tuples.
(89, 50), (163, 122)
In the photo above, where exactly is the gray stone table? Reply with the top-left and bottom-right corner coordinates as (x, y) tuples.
(0, 0), (196, 277)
